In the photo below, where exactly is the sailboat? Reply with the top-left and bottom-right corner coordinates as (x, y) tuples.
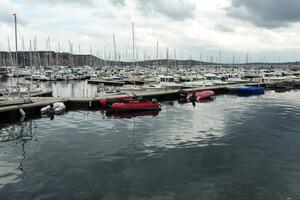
(0, 14), (52, 97)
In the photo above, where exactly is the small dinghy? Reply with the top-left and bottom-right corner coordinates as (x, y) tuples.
(186, 90), (215, 101)
(234, 86), (265, 96)
(111, 101), (161, 112)
(41, 102), (66, 115)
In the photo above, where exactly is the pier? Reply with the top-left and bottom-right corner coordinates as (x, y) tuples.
(87, 79), (125, 86)
(1, 80), (299, 122)
(87, 78), (145, 86)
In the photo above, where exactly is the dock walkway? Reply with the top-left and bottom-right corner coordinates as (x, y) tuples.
(0, 80), (298, 120)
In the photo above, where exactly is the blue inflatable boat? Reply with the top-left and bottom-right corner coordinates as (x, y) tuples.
(235, 86), (265, 96)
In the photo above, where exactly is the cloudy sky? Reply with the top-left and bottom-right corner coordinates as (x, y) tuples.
(1, 0), (300, 63)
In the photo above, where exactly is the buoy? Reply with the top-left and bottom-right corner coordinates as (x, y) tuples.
(19, 108), (26, 116)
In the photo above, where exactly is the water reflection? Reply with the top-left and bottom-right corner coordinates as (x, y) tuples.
(178, 97), (215, 105)
(0, 120), (37, 143)
(105, 110), (160, 119)
(0, 91), (299, 199)
(1, 78), (98, 97)
(0, 120), (38, 188)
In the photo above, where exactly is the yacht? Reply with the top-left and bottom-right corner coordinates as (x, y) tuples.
(31, 71), (42, 81)
(204, 73), (227, 85)
(262, 71), (286, 82)
(226, 73), (250, 84)
(182, 76), (213, 87)
(40, 70), (56, 81)
(157, 75), (182, 89)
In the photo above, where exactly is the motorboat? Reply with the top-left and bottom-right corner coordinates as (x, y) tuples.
(226, 73), (250, 84)
(204, 73), (227, 85)
(181, 76), (213, 87)
(157, 75), (182, 89)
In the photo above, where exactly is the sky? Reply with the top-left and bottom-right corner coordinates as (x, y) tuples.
(1, 0), (300, 63)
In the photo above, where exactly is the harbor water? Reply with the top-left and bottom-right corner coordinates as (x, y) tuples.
(0, 90), (300, 199)
(1, 78), (98, 97)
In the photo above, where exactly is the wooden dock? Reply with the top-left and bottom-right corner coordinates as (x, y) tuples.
(87, 79), (125, 86)
(88, 78), (145, 86)
(0, 80), (298, 122)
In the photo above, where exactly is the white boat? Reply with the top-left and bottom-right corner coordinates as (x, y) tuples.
(56, 70), (68, 81)
(41, 102), (66, 115)
(31, 71), (42, 81)
(226, 73), (250, 84)
(204, 73), (227, 85)
(39, 70), (56, 81)
(157, 75), (182, 89)
(118, 85), (146, 92)
(182, 76), (213, 87)
(262, 72), (286, 82)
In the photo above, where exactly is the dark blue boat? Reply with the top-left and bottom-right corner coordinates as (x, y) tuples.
(235, 86), (265, 96)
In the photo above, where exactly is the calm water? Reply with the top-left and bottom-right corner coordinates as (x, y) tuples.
(0, 91), (300, 199)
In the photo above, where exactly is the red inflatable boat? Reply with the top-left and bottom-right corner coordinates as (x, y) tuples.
(99, 97), (134, 107)
(111, 101), (161, 112)
(186, 90), (215, 101)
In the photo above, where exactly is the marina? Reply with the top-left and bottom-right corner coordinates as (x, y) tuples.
(1, 0), (300, 199)
(1, 77), (299, 120)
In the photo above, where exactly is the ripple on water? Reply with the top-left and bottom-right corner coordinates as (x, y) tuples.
(0, 91), (300, 199)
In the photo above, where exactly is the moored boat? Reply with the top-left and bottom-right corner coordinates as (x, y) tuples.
(186, 90), (215, 101)
(99, 96), (134, 107)
(111, 101), (161, 112)
(233, 86), (265, 96)
(41, 102), (66, 115)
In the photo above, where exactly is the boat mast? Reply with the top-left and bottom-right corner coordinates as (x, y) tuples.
(29, 39), (33, 67)
(174, 48), (176, 68)
(48, 37), (52, 68)
(58, 42), (61, 66)
(13, 14), (20, 96)
(22, 36), (25, 67)
(132, 22), (135, 65)
(113, 33), (117, 62)
(156, 41), (159, 68)
(219, 49), (222, 65)
(7, 36), (13, 66)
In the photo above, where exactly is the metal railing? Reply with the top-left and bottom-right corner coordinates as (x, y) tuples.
(0, 84), (31, 104)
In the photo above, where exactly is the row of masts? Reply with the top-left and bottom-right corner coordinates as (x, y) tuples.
(1, 17), (276, 68)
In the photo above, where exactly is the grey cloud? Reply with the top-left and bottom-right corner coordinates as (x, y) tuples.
(28, 0), (94, 6)
(227, 0), (300, 28)
(0, 13), (12, 24)
(137, 0), (195, 21)
(111, 0), (196, 21)
(215, 24), (235, 33)
(111, 0), (126, 6)
(0, 10), (28, 25)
